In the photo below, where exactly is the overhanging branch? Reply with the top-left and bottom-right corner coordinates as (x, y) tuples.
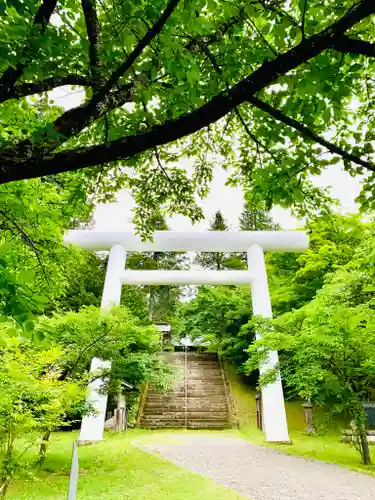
(0, 0), (375, 183)
(331, 35), (375, 57)
(2, 75), (90, 102)
(100, 0), (181, 94)
(186, 10), (245, 51)
(248, 96), (375, 172)
(2, 0), (182, 153)
(81, 0), (103, 86)
(0, 0), (58, 101)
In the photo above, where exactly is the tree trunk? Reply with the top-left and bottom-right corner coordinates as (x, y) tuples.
(0, 437), (15, 498)
(0, 480), (9, 498)
(360, 430), (371, 465)
(37, 431), (51, 467)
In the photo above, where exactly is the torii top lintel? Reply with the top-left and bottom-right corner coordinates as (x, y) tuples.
(64, 230), (309, 253)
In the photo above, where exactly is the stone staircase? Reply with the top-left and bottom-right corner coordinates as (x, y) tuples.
(139, 352), (232, 429)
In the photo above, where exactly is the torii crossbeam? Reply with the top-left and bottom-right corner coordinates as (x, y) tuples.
(64, 230), (309, 443)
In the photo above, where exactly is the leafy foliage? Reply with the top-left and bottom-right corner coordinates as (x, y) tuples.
(0, 176), (94, 325)
(0, 304), (174, 494)
(0, 329), (84, 495)
(174, 212), (369, 382)
(244, 219), (375, 463)
(267, 213), (367, 316)
(126, 214), (187, 322)
(239, 193), (280, 232)
(36, 306), (173, 392)
(2, 1), (375, 231)
(174, 285), (253, 366)
(194, 210), (243, 270)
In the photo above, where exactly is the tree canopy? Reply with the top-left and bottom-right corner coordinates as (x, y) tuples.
(194, 210), (236, 270)
(126, 213), (187, 321)
(239, 193), (280, 231)
(245, 219), (375, 463)
(2, 1), (375, 229)
(174, 212), (369, 374)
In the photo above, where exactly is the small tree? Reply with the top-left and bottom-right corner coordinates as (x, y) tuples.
(239, 197), (279, 232)
(194, 211), (243, 270)
(173, 285), (253, 366)
(37, 306), (173, 424)
(126, 214), (186, 322)
(238, 193), (280, 265)
(0, 330), (82, 497)
(246, 295), (375, 464)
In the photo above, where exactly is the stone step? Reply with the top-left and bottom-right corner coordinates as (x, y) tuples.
(186, 353), (218, 359)
(140, 416), (186, 423)
(141, 421), (231, 429)
(143, 409), (229, 417)
(188, 372), (222, 375)
(140, 351), (230, 431)
(147, 389), (185, 395)
(187, 363), (220, 368)
(161, 352), (217, 359)
(188, 379), (224, 384)
(140, 420), (185, 428)
(144, 402), (228, 412)
(188, 413), (230, 419)
(187, 421), (232, 429)
(187, 389), (226, 396)
(141, 414), (189, 421)
(143, 411), (229, 419)
(145, 394), (185, 400)
(187, 367), (221, 372)
(146, 395), (227, 403)
(187, 380), (224, 386)
(148, 386), (226, 396)
(188, 384), (224, 389)
(142, 413), (230, 420)
(144, 396), (228, 405)
(144, 405), (229, 413)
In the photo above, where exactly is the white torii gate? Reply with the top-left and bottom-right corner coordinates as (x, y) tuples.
(64, 230), (309, 443)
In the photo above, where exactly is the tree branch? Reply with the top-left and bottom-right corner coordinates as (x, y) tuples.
(185, 10), (245, 51)
(300, 0), (308, 39)
(0, 0), (182, 158)
(60, 325), (113, 380)
(2, 75), (90, 102)
(199, 42), (273, 156)
(331, 34), (375, 57)
(0, 0), (375, 182)
(0, 0), (58, 101)
(0, 210), (48, 281)
(248, 96), (375, 172)
(81, 0), (103, 87)
(100, 0), (181, 94)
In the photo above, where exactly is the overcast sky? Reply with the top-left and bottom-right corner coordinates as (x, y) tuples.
(52, 86), (363, 232)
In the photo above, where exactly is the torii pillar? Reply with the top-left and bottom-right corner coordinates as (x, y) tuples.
(79, 245), (126, 442)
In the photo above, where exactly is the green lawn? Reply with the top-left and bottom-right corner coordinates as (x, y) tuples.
(7, 430), (245, 499)
(7, 365), (375, 498)
(226, 363), (375, 475)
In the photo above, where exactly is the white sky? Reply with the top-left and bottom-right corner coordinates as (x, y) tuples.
(52, 86), (362, 232)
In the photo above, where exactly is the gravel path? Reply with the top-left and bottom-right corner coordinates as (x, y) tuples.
(138, 434), (375, 500)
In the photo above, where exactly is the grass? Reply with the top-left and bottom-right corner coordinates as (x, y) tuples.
(7, 430), (245, 499)
(7, 364), (375, 498)
(226, 363), (375, 475)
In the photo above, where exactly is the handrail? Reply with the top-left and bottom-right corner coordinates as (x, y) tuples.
(136, 382), (149, 427)
(184, 348), (188, 429)
(218, 357), (239, 428)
